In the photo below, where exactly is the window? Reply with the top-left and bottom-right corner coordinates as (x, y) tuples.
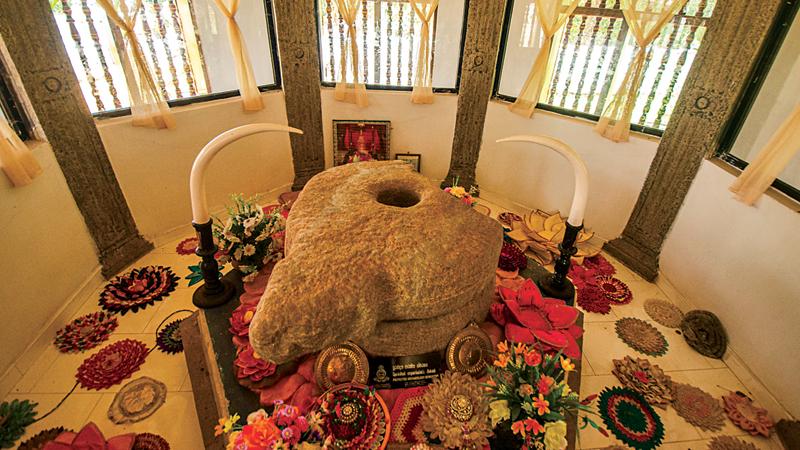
(717, 0), (800, 203)
(495, 0), (717, 134)
(0, 61), (30, 140)
(316, 0), (467, 91)
(50, 0), (280, 115)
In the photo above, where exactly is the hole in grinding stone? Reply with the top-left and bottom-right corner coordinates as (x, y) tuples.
(376, 188), (420, 208)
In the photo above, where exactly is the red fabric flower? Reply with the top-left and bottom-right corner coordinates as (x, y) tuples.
(235, 344), (277, 382)
(75, 339), (148, 390)
(229, 303), (257, 347)
(498, 242), (528, 272)
(536, 375), (555, 396)
(44, 422), (135, 450)
(175, 237), (199, 256)
(496, 279), (583, 358)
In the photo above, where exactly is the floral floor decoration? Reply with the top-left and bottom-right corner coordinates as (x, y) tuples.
(615, 318), (669, 357)
(132, 432), (171, 450)
(175, 236), (199, 255)
(611, 356), (674, 409)
(75, 339), (149, 390)
(707, 435), (760, 450)
(722, 391), (774, 437)
(568, 254), (617, 315)
(99, 266), (179, 315)
(17, 427), (71, 450)
(0, 399), (37, 448)
(642, 298), (684, 329)
(108, 377), (167, 424)
(54, 311), (118, 353)
(155, 318), (185, 354)
(594, 276), (633, 305)
(671, 383), (725, 431)
(598, 386), (665, 450)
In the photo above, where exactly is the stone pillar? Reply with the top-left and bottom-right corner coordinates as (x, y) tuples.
(0, 0), (152, 278)
(441, 0), (506, 190)
(605, 0), (784, 281)
(272, 0), (326, 191)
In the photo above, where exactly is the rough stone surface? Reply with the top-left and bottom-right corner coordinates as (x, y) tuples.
(250, 161), (503, 363)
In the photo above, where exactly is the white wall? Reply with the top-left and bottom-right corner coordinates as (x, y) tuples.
(320, 89), (458, 181)
(0, 142), (100, 375)
(97, 91), (294, 239)
(661, 161), (800, 418)
(478, 101), (658, 240)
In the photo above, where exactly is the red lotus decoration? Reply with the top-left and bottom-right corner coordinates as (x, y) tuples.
(229, 303), (257, 347)
(495, 279), (583, 359)
(43, 422), (135, 450)
(235, 343), (277, 382)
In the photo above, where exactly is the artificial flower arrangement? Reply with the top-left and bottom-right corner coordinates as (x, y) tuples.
(443, 177), (478, 207)
(485, 341), (604, 450)
(214, 194), (286, 283)
(215, 401), (325, 450)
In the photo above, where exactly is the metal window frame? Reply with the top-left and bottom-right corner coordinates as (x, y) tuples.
(93, 0), (283, 120)
(313, 0), (469, 94)
(491, 0), (717, 138)
(714, 0), (800, 203)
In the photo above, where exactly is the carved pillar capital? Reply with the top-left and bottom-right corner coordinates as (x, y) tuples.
(606, 0), (784, 280)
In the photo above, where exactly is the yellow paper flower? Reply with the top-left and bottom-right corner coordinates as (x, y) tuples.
(514, 342), (526, 355)
(295, 444), (322, 450)
(215, 413), (240, 436)
(518, 383), (534, 397)
(488, 399), (510, 427)
(561, 382), (572, 397)
(544, 420), (568, 450)
(560, 357), (575, 373)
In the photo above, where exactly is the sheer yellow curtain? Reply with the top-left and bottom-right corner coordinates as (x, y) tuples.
(334, 0), (369, 107)
(730, 103), (800, 205)
(510, 0), (579, 117)
(212, 0), (263, 111)
(410, 0), (439, 104)
(0, 120), (41, 187)
(595, 0), (687, 142)
(96, 0), (175, 129)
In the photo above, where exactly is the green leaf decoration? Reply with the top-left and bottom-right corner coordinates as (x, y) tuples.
(0, 399), (38, 448)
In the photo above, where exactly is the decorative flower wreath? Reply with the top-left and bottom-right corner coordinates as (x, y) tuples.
(156, 319), (185, 354)
(175, 236), (199, 256)
(133, 433), (171, 450)
(18, 426), (71, 450)
(99, 266), (179, 315)
(317, 384), (390, 450)
(615, 318), (669, 357)
(595, 275), (633, 305)
(611, 356), (674, 409)
(420, 371), (491, 449)
(108, 377), (167, 424)
(54, 311), (118, 353)
(0, 399), (37, 448)
(598, 386), (664, 450)
(235, 343), (277, 383)
(671, 383), (725, 431)
(76, 339), (149, 390)
(722, 391), (773, 437)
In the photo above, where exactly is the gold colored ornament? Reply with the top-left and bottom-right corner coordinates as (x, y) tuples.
(505, 209), (601, 265)
(449, 395), (473, 422)
(339, 402), (359, 424)
(421, 372), (492, 449)
(445, 324), (492, 377)
(314, 341), (369, 390)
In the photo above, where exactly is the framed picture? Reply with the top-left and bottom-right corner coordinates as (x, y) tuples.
(395, 153), (421, 172)
(333, 120), (391, 166)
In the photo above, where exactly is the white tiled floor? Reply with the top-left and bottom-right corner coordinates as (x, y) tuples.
(3, 198), (786, 449)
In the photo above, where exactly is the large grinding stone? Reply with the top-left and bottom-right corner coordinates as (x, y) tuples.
(250, 161), (503, 364)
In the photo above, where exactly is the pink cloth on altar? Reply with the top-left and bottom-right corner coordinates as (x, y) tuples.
(258, 356), (319, 414)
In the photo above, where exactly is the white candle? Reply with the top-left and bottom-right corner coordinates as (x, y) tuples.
(495, 135), (589, 227)
(190, 123), (303, 224)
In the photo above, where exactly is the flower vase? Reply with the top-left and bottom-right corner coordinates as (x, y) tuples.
(489, 423), (523, 449)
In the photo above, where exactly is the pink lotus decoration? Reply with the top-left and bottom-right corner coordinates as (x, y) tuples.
(495, 279), (583, 359)
(235, 343), (277, 381)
